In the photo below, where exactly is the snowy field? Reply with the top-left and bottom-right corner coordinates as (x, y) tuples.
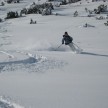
(0, 0), (108, 108)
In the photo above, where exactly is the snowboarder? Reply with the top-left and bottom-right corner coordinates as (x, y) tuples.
(62, 32), (76, 52)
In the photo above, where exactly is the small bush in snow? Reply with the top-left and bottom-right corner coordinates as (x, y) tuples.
(0, 2), (5, 6)
(104, 21), (108, 26)
(20, 2), (54, 16)
(0, 18), (3, 22)
(5, 11), (19, 19)
(30, 19), (37, 24)
(94, 4), (107, 14)
(6, 0), (20, 4)
(73, 11), (78, 17)
(61, 0), (67, 5)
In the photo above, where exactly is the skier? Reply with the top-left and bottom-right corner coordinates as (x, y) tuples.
(62, 32), (76, 52)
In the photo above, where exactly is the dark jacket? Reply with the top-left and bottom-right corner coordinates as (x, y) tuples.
(62, 35), (73, 45)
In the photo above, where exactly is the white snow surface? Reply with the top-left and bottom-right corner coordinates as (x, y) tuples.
(0, 0), (108, 108)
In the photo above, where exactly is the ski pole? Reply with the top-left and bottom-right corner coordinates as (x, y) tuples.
(57, 44), (62, 49)
(55, 44), (62, 51)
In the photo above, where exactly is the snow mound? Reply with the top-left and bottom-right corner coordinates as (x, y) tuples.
(0, 96), (24, 108)
(0, 51), (66, 73)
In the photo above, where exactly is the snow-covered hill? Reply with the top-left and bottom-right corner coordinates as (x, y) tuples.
(0, 0), (108, 108)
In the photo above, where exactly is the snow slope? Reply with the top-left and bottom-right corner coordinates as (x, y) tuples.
(0, 0), (108, 108)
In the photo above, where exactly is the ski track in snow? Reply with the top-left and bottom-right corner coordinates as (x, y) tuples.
(0, 50), (66, 73)
(0, 22), (12, 49)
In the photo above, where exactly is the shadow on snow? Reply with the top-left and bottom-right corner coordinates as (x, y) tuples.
(81, 51), (108, 58)
(0, 57), (37, 65)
